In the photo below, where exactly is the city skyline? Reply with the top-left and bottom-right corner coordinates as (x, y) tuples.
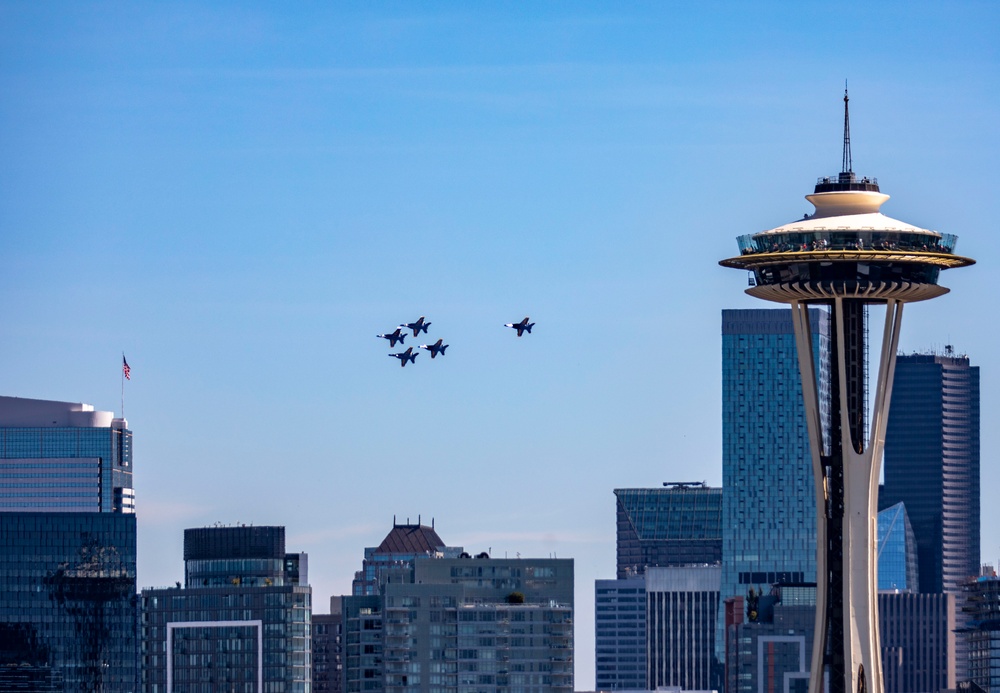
(2, 3), (998, 688)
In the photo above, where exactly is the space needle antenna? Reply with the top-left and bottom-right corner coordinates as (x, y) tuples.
(842, 82), (852, 174)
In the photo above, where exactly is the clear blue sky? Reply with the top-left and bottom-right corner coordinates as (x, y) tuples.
(2, 2), (997, 687)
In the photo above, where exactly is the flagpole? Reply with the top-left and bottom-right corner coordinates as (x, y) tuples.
(121, 352), (125, 420)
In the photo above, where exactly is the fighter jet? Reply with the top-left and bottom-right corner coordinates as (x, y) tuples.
(389, 347), (419, 367)
(377, 328), (406, 348)
(418, 339), (449, 359)
(504, 317), (535, 337)
(402, 316), (431, 337)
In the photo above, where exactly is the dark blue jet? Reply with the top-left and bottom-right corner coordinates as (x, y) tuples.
(419, 338), (449, 359)
(389, 347), (419, 367)
(504, 317), (535, 337)
(402, 316), (431, 337)
(377, 328), (406, 348)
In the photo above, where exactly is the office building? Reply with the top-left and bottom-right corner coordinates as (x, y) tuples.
(884, 350), (979, 680)
(646, 566), (720, 691)
(0, 512), (137, 691)
(595, 576), (646, 691)
(718, 308), (830, 660)
(615, 483), (722, 579)
(0, 395), (134, 513)
(343, 522), (573, 693)
(724, 584), (816, 693)
(141, 525), (312, 692)
(0, 396), (138, 691)
(879, 592), (955, 693)
(884, 351), (980, 595)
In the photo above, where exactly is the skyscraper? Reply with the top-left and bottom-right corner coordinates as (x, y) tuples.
(615, 483), (722, 579)
(883, 351), (980, 596)
(0, 396), (137, 691)
(718, 308), (830, 660)
(141, 525), (312, 692)
(0, 395), (134, 513)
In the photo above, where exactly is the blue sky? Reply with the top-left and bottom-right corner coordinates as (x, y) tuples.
(2, 2), (998, 686)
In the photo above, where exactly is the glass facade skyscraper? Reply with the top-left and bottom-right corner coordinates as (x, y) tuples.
(883, 352), (980, 596)
(0, 396), (134, 514)
(877, 502), (919, 592)
(0, 396), (138, 691)
(614, 484), (722, 579)
(719, 308), (830, 660)
(0, 512), (138, 691)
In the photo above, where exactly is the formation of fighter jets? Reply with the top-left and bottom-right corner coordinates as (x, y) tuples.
(377, 315), (533, 367)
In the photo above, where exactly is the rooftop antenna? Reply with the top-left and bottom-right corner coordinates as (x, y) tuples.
(842, 81), (853, 174)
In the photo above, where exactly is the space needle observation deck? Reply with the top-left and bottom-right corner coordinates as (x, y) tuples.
(719, 91), (974, 693)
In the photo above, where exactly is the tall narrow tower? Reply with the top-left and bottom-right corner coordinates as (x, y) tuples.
(719, 92), (974, 693)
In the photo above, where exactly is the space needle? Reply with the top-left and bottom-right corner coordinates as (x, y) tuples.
(720, 91), (974, 693)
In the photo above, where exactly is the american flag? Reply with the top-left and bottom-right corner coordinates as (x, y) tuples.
(123, 356), (131, 381)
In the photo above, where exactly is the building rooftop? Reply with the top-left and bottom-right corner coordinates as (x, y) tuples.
(375, 522), (446, 555)
(0, 395), (120, 428)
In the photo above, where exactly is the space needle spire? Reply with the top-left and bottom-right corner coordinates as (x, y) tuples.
(720, 92), (974, 693)
(842, 84), (853, 175)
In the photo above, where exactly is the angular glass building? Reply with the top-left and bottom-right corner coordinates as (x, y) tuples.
(614, 483), (722, 579)
(141, 525), (312, 692)
(876, 502), (919, 593)
(719, 308), (830, 659)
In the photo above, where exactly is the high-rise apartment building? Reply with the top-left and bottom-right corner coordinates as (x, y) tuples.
(0, 396), (137, 690)
(343, 522), (573, 693)
(313, 597), (344, 693)
(719, 308), (830, 659)
(960, 573), (1000, 691)
(883, 351), (980, 595)
(141, 525), (312, 692)
(353, 519), (463, 596)
(615, 483), (722, 579)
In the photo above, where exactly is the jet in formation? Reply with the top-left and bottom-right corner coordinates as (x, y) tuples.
(504, 317), (535, 337)
(419, 338), (449, 359)
(377, 328), (406, 348)
(403, 316), (431, 336)
(389, 347), (419, 367)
